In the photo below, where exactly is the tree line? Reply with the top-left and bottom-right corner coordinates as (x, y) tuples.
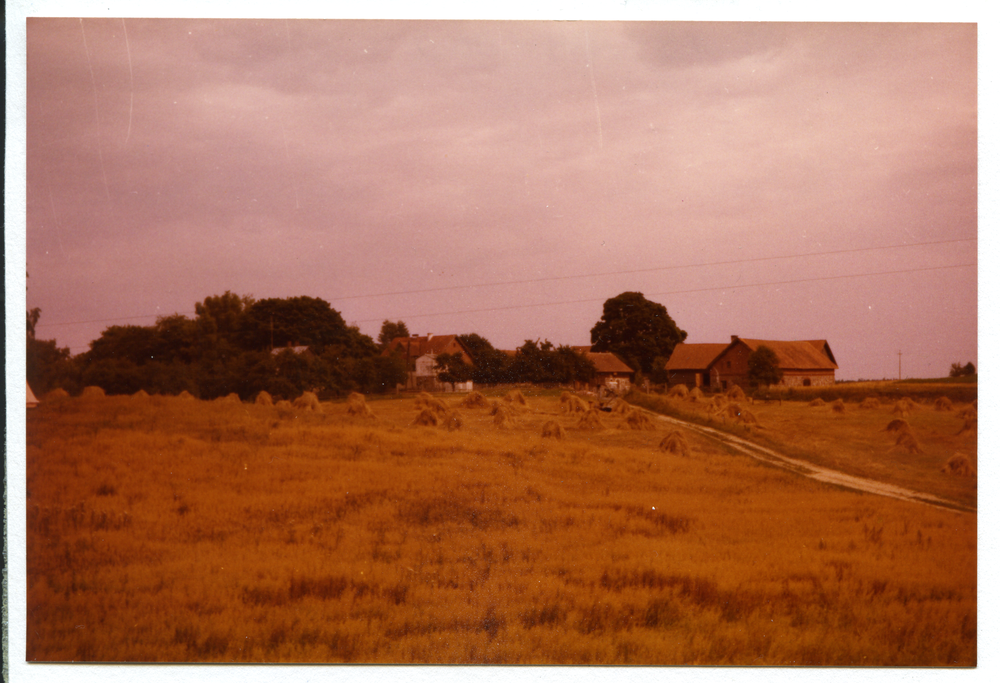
(26, 291), (689, 399)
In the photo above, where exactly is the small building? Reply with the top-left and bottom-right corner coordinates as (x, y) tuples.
(586, 351), (635, 395)
(27, 381), (39, 408)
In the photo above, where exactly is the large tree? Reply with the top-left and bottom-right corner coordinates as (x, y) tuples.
(239, 296), (360, 353)
(378, 320), (410, 349)
(457, 333), (512, 384)
(590, 292), (687, 375)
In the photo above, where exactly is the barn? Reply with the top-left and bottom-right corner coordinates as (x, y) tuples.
(708, 336), (838, 390)
(663, 343), (729, 389)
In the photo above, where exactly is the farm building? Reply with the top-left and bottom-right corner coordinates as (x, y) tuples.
(571, 347), (635, 394)
(382, 334), (475, 392)
(665, 336), (838, 390)
(663, 343), (730, 389)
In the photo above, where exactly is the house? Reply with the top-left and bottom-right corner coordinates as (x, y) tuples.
(27, 381), (39, 408)
(665, 335), (838, 391)
(663, 343), (730, 389)
(571, 346), (635, 394)
(382, 334), (475, 392)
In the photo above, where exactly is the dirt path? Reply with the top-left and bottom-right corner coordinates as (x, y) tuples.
(648, 411), (976, 514)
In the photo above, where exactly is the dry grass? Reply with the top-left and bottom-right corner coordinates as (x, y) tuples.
(885, 419), (911, 434)
(132, 389), (151, 401)
(540, 421), (566, 440)
(293, 391), (322, 412)
(442, 411), (463, 431)
(494, 408), (517, 430)
(561, 393), (591, 414)
(25, 393), (977, 665)
(347, 393), (375, 418)
(459, 391), (490, 409)
(934, 397), (953, 412)
(622, 409), (657, 431)
(81, 385), (106, 399)
(504, 390), (528, 407)
(576, 407), (604, 430)
(893, 430), (922, 455)
(416, 393), (450, 415)
(217, 392), (241, 404)
(726, 385), (745, 401)
(667, 384), (689, 398)
(831, 399), (846, 414)
(859, 397), (881, 410)
(413, 408), (440, 427)
(44, 388), (71, 401)
(178, 390), (196, 400)
(808, 398), (825, 408)
(255, 391), (274, 407)
(688, 387), (705, 402)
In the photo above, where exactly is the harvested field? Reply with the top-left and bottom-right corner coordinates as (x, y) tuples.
(659, 430), (691, 456)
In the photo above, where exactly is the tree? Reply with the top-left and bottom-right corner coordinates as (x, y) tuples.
(590, 292), (687, 375)
(378, 320), (410, 349)
(457, 333), (512, 384)
(747, 345), (783, 389)
(239, 296), (358, 353)
(949, 362), (976, 378)
(435, 352), (474, 390)
(195, 291), (253, 350)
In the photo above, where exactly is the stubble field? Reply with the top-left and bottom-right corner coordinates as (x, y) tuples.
(25, 388), (976, 664)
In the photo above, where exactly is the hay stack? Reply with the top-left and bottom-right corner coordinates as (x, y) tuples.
(44, 388), (70, 401)
(541, 420), (566, 439)
(416, 392), (449, 415)
(504, 389), (528, 407)
(942, 453), (976, 477)
(561, 393), (591, 414)
(667, 384), (689, 399)
(132, 389), (150, 400)
(739, 408), (763, 429)
(808, 398), (825, 408)
(293, 391), (321, 412)
(831, 398), (846, 414)
(957, 415), (977, 436)
(859, 397), (880, 410)
(577, 407), (604, 430)
(688, 387), (705, 402)
(710, 395), (727, 409)
(885, 419), (911, 434)
(459, 391), (490, 409)
(608, 398), (631, 414)
(891, 401), (911, 417)
(81, 386), (106, 399)
(413, 409), (440, 427)
(177, 390), (196, 400)
(443, 411), (463, 431)
(623, 408), (657, 431)
(217, 392), (241, 404)
(347, 392), (374, 418)
(275, 400), (293, 414)
(934, 397), (954, 412)
(957, 405), (977, 420)
(726, 385), (746, 401)
(493, 407), (517, 429)
(716, 402), (743, 421)
(255, 391), (274, 406)
(659, 430), (690, 457)
(894, 430), (922, 454)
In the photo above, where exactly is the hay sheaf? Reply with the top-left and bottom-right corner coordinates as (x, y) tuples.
(715, 402), (743, 420)
(255, 391), (274, 406)
(607, 398), (631, 414)
(504, 389), (528, 407)
(893, 430), (922, 454)
(622, 409), (657, 431)
(177, 390), (196, 401)
(577, 408), (605, 430)
(957, 415), (977, 436)
(885, 419), (911, 434)
(459, 391), (490, 409)
(81, 386), (106, 399)
(275, 400), (293, 413)
(493, 407), (517, 429)
(560, 393), (591, 414)
(293, 391), (321, 412)
(667, 384), (689, 398)
(739, 408), (763, 429)
(44, 388), (70, 401)
(957, 405), (977, 420)
(541, 421), (566, 439)
(808, 398), (825, 408)
(416, 393), (450, 415)
(934, 397), (954, 412)
(659, 430), (691, 457)
(216, 392), (241, 404)
(942, 453), (976, 477)
(891, 401), (911, 417)
(688, 387), (705, 402)
(412, 409), (440, 427)
(347, 393), (375, 418)
(132, 389), (151, 400)
(726, 385), (746, 401)
(831, 399), (846, 414)
(442, 411), (463, 431)
(859, 397), (880, 410)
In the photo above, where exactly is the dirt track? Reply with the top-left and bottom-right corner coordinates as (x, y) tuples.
(649, 412), (976, 514)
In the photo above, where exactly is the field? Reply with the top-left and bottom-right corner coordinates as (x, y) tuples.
(25, 388), (976, 664)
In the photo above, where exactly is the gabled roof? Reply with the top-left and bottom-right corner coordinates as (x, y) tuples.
(664, 343), (730, 371)
(383, 334), (473, 361)
(587, 352), (634, 375)
(732, 338), (838, 370)
(27, 381), (39, 408)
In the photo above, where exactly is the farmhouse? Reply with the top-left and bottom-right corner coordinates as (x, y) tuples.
(665, 336), (838, 390)
(382, 334), (475, 392)
(571, 347), (635, 394)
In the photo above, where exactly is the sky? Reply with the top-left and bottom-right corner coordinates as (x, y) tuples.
(19, 13), (978, 382)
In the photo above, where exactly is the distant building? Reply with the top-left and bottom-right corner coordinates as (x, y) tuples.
(27, 381), (39, 408)
(382, 334), (475, 392)
(571, 346), (635, 394)
(665, 336), (838, 390)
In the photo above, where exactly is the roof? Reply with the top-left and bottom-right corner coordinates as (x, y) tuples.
(664, 343), (730, 371)
(733, 338), (838, 370)
(383, 334), (473, 360)
(587, 352), (634, 374)
(27, 381), (39, 408)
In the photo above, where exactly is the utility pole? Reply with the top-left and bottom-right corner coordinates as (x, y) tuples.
(898, 350), (902, 381)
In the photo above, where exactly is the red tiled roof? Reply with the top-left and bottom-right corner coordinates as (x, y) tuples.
(736, 338), (838, 370)
(664, 343), (730, 371)
(587, 352), (634, 374)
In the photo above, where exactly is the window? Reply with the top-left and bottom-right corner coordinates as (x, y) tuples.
(803, 378), (812, 387)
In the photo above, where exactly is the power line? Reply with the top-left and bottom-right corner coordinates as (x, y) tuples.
(35, 237), (975, 329)
(328, 237), (977, 302)
(352, 262), (977, 324)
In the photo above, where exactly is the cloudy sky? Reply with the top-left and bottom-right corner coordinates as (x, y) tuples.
(21, 15), (977, 380)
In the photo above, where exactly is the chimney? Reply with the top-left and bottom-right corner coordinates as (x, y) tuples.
(731, 335), (739, 343)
